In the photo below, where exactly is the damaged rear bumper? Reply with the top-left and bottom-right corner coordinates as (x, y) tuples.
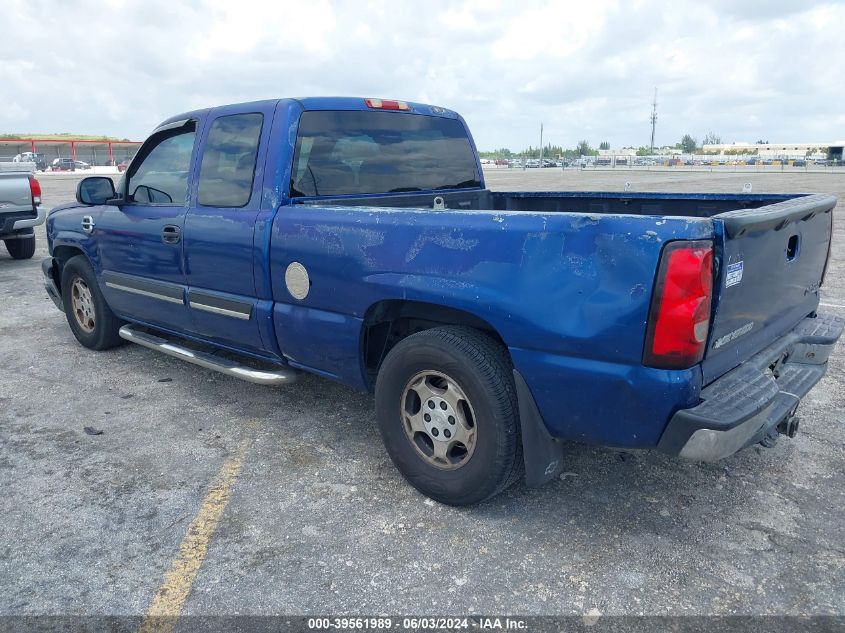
(657, 312), (844, 461)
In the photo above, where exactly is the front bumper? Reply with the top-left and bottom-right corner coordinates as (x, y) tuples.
(42, 257), (63, 310)
(658, 312), (844, 461)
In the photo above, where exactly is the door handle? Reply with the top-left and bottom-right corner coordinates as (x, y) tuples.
(81, 215), (95, 234)
(161, 225), (181, 244)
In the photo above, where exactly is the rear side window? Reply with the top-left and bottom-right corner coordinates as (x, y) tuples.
(198, 113), (263, 207)
(290, 111), (480, 197)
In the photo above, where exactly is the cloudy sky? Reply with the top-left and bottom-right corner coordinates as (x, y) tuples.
(4, 0), (845, 151)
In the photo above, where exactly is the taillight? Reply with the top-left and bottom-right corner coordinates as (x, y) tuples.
(364, 98), (410, 111)
(643, 240), (714, 369)
(29, 176), (42, 206)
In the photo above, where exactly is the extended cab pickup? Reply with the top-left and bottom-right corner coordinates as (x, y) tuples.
(42, 97), (843, 504)
(0, 171), (44, 259)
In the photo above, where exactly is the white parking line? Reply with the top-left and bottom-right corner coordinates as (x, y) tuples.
(819, 302), (845, 309)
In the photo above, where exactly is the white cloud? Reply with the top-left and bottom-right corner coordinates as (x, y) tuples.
(2, 0), (843, 150)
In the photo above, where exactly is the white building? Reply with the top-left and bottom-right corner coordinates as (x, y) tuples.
(701, 141), (845, 160)
(597, 148), (638, 157)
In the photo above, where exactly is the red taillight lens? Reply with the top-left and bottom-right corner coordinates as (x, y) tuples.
(643, 240), (714, 369)
(364, 98), (410, 111)
(29, 176), (42, 206)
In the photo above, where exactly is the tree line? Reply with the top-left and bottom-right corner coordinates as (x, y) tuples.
(480, 132), (785, 158)
(479, 141), (601, 160)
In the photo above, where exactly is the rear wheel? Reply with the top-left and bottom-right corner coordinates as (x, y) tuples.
(60, 255), (124, 350)
(375, 326), (523, 505)
(5, 235), (35, 260)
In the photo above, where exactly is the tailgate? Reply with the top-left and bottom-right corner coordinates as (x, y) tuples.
(702, 193), (836, 384)
(0, 172), (34, 214)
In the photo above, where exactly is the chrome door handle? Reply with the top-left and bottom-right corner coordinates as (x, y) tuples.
(81, 215), (95, 234)
(161, 225), (181, 244)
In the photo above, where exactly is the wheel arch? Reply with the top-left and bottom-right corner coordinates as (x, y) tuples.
(360, 299), (509, 390)
(51, 244), (88, 294)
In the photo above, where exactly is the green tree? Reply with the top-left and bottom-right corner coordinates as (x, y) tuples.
(599, 141), (610, 150)
(577, 140), (594, 156)
(703, 132), (721, 146)
(479, 147), (517, 159)
(680, 134), (698, 153)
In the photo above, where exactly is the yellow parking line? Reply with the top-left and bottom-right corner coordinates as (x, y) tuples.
(139, 439), (251, 633)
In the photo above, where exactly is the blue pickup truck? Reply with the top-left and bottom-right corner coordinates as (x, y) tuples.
(42, 97), (843, 504)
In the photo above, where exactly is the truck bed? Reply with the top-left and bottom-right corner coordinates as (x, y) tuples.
(294, 187), (835, 395)
(296, 188), (800, 218)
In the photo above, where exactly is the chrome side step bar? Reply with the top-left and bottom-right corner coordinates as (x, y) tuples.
(118, 325), (298, 386)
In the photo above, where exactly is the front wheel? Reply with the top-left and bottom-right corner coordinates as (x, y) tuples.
(375, 326), (523, 505)
(5, 235), (35, 260)
(60, 255), (124, 350)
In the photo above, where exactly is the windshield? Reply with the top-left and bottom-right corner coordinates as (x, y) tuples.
(290, 110), (480, 197)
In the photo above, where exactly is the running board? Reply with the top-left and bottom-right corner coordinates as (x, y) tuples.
(118, 325), (298, 386)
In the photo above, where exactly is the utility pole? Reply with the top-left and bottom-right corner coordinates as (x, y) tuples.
(539, 122), (544, 164)
(649, 88), (658, 155)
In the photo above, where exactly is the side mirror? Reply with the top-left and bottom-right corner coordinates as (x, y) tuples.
(76, 177), (116, 205)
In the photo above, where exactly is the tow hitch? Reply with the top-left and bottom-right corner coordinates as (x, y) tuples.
(760, 411), (800, 448)
(778, 414), (800, 438)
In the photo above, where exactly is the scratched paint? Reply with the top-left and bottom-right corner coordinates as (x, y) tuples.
(404, 231), (480, 263)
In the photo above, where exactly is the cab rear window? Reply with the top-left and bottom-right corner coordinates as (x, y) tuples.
(290, 111), (480, 197)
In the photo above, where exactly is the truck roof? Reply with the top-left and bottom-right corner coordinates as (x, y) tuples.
(153, 97), (460, 132)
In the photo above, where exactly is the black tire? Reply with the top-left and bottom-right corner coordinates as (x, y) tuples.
(60, 255), (124, 350)
(375, 326), (523, 505)
(5, 235), (36, 260)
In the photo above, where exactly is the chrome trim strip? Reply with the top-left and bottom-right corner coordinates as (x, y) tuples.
(118, 325), (297, 385)
(189, 301), (251, 320)
(105, 282), (184, 305)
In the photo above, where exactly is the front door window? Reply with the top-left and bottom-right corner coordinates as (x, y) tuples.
(126, 124), (196, 205)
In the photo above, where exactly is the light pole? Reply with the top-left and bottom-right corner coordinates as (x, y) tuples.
(539, 122), (543, 166)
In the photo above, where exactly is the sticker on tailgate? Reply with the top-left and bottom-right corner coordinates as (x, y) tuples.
(725, 261), (744, 287)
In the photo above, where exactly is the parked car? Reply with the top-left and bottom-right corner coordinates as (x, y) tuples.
(43, 97), (843, 505)
(792, 159), (807, 167)
(14, 152), (47, 171)
(51, 158), (75, 172)
(117, 158), (132, 172)
(73, 160), (92, 170)
(0, 172), (43, 259)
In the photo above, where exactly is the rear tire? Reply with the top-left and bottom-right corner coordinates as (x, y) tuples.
(375, 326), (523, 505)
(60, 255), (124, 350)
(5, 235), (35, 260)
